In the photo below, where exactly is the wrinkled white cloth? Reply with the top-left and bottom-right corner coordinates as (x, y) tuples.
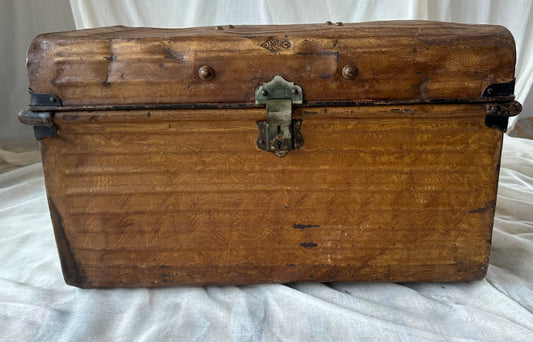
(1, 136), (532, 341)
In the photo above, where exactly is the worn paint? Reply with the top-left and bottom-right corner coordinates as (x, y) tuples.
(469, 200), (496, 214)
(47, 198), (91, 288)
(293, 224), (321, 230)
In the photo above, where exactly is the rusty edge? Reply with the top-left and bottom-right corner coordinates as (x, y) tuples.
(46, 195), (92, 288)
(20, 79), (519, 130)
(482, 129), (506, 280)
(23, 79), (518, 113)
(26, 96), (518, 113)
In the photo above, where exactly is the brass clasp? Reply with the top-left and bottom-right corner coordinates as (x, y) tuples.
(255, 76), (303, 157)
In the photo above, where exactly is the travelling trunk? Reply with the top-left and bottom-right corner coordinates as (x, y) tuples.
(19, 21), (522, 288)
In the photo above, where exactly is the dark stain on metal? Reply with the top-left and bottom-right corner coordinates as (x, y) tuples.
(146, 112), (152, 118)
(296, 50), (340, 63)
(416, 77), (429, 97)
(256, 119), (303, 156)
(102, 72), (111, 87)
(119, 221), (134, 228)
(300, 242), (318, 248)
(319, 73), (332, 80)
(164, 49), (186, 62)
(161, 272), (171, 283)
(469, 200), (496, 214)
(302, 110), (318, 115)
(104, 54), (117, 61)
(390, 108), (415, 115)
(293, 224), (321, 230)
(48, 197), (91, 288)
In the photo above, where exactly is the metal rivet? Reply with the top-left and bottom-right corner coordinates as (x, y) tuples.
(335, 22), (343, 26)
(227, 25), (234, 29)
(325, 21), (333, 25)
(342, 64), (358, 80)
(486, 88), (494, 95)
(198, 65), (215, 80)
(215, 26), (223, 30)
(261, 89), (269, 96)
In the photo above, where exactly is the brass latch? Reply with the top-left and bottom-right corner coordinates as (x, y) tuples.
(255, 76), (303, 157)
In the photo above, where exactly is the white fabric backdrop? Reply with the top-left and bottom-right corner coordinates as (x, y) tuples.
(1, 2), (533, 341)
(0, 0), (75, 151)
(69, 0), (533, 136)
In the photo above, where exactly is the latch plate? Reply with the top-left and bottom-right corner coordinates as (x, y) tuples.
(255, 76), (303, 157)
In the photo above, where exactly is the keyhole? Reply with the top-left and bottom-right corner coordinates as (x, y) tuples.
(277, 126), (282, 149)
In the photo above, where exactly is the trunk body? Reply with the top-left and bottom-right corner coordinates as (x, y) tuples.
(21, 21), (521, 287)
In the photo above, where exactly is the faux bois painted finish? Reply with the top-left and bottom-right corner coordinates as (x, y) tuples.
(20, 21), (521, 287)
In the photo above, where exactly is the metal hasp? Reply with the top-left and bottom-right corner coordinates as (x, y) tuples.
(255, 76), (304, 157)
(18, 89), (61, 140)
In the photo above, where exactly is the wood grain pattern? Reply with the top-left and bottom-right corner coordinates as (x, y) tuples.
(41, 104), (502, 287)
(27, 21), (518, 287)
(27, 21), (515, 106)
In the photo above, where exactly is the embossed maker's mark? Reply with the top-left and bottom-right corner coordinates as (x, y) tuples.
(261, 37), (291, 53)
